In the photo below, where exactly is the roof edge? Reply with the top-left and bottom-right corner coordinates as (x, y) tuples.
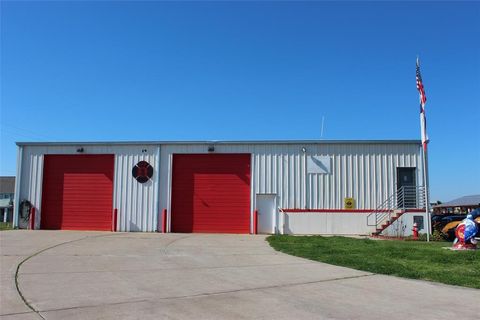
(16, 139), (422, 146)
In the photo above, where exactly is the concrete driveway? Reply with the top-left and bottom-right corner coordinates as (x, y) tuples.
(1, 231), (479, 320)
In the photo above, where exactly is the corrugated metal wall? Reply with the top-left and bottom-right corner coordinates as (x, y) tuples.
(16, 144), (160, 231)
(159, 143), (423, 223)
(112, 146), (160, 232)
(16, 141), (422, 232)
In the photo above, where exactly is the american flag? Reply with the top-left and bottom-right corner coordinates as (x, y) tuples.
(416, 59), (427, 106)
(416, 58), (428, 150)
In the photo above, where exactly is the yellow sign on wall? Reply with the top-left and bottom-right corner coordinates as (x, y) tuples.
(344, 198), (355, 210)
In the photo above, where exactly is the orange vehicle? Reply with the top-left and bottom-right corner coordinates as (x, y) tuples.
(432, 195), (480, 240)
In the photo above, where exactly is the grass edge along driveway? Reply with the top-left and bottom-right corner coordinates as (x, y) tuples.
(267, 235), (480, 289)
(0, 222), (13, 231)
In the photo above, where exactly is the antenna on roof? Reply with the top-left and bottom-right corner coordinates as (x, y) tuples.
(320, 116), (325, 139)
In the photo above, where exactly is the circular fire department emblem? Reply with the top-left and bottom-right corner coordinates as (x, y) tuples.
(132, 161), (153, 183)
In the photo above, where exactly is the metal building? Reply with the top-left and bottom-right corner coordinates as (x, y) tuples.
(13, 140), (428, 236)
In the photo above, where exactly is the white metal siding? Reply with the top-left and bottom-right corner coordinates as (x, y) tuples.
(18, 145), (160, 232)
(13, 146), (23, 228)
(17, 149), (43, 229)
(112, 147), (160, 232)
(158, 143), (422, 214)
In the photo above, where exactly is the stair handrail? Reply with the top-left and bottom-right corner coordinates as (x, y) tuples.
(367, 186), (426, 230)
(366, 191), (397, 227)
(397, 185), (426, 210)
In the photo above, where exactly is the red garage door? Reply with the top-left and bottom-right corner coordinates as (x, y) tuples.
(171, 154), (251, 233)
(41, 154), (114, 231)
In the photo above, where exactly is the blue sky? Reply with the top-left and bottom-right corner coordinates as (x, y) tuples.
(1, 1), (479, 202)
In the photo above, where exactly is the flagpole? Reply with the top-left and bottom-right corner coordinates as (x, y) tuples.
(416, 57), (430, 241)
(422, 143), (431, 242)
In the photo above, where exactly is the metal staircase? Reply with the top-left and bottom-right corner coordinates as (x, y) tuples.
(367, 186), (426, 236)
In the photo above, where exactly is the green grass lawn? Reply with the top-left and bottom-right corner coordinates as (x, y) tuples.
(0, 222), (13, 231)
(267, 235), (480, 289)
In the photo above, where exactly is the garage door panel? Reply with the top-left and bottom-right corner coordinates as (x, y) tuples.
(172, 154), (251, 233)
(41, 155), (114, 231)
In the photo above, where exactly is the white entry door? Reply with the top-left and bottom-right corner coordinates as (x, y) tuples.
(256, 194), (276, 234)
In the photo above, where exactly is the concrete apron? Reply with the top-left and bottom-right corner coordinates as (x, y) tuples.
(1, 231), (478, 320)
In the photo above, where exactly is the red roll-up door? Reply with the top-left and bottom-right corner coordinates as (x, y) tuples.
(41, 154), (114, 231)
(171, 154), (251, 233)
